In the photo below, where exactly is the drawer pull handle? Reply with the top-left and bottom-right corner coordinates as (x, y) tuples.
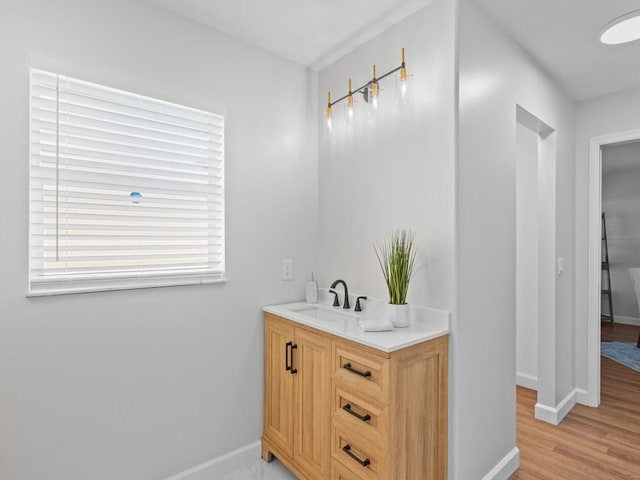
(290, 344), (298, 375)
(343, 444), (371, 467)
(285, 342), (292, 371)
(342, 363), (371, 378)
(343, 403), (371, 423)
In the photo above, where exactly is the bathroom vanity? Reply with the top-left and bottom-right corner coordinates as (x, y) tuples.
(261, 302), (449, 480)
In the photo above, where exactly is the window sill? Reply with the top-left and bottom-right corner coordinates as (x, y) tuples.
(26, 275), (227, 297)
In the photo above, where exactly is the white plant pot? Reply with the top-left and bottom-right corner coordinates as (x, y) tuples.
(387, 303), (410, 328)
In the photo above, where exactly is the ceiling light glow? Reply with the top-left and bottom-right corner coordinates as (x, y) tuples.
(600, 10), (640, 45)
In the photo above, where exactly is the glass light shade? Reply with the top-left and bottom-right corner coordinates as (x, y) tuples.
(368, 82), (379, 119)
(344, 95), (355, 127)
(325, 102), (334, 138)
(600, 10), (640, 44)
(396, 69), (410, 107)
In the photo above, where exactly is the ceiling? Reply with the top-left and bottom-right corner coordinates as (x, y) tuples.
(474, 0), (640, 101)
(145, 0), (640, 100)
(146, 0), (432, 70)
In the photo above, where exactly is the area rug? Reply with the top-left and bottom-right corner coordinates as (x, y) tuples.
(601, 342), (640, 373)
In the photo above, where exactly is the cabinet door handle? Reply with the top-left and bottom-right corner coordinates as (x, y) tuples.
(343, 403), (371, 423)
(342, 362), (371, 378)
(285, 342), (292, 371)
(342, 444), (371, 467)
(290, 344), (298, 375)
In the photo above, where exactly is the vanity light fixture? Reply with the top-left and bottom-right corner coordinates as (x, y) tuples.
(325, 48), (409, 133)
(600, 10), (640, 45)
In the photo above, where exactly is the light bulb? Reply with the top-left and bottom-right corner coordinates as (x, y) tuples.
(345, 97), (355, 127)
(397, 74), (408, 106)
(344, 79), (355, 128)
(326, 91), (334, 138)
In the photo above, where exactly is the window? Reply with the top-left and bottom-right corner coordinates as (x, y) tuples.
(29, 69), (225, 295)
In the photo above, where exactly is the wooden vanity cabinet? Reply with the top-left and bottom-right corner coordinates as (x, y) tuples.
(262, 312), (448, 480)
(262, 314), (331, 480)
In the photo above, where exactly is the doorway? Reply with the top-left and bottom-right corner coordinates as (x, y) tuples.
(586, 131), (640, 407)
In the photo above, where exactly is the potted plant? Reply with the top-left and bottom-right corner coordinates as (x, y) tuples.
(374, 229), (416, 328)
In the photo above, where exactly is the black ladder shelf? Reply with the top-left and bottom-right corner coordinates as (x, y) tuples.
(601, 212), (614, 324)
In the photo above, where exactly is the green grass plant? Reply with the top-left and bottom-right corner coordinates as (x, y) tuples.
(374, 229), (416, 305)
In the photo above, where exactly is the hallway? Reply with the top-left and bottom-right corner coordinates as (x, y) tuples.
(511, 324), (640, 479)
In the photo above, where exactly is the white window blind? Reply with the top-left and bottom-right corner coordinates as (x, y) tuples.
(29, 69), (225, 295)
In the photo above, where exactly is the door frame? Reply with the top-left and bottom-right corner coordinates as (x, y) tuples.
(586, 129), (640, 407)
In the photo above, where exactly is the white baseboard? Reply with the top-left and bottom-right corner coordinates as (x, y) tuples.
(611, 315), (640, 327)
(516, 372), (538, 390)
(164, 441), (261, 480)
(534, 388), (578, 425)
(482, 447), (520, 480)
(575, 388), (593, 406)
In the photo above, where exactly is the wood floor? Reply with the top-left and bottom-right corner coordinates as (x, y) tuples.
(601, 322), (640, 344)
(511, 323), (640, 480)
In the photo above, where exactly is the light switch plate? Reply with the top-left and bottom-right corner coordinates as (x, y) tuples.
(557, 257), (564, 276)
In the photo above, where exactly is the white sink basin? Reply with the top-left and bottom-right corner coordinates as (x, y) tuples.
(292, 305), (359, 323)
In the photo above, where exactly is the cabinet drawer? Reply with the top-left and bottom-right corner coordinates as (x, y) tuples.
(333, 342), (389, 402)
(332, 423), (387, 480)
(333, 385), (387, 447)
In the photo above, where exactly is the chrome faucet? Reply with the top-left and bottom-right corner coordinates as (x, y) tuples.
(329, 279), (350, 309)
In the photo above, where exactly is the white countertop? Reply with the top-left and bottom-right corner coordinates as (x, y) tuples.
(263, 300), (450, 353)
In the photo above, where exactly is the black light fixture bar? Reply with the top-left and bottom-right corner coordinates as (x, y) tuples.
(328, 65), (404, 107)
(327, 48), (407, 109)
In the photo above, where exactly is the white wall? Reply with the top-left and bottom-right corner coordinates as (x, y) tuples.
(457, 0), (575, 477)
(602, 142), (640, 320)
(574, 86), (640, 393)
(317, 0), (456, 312)
(316, 0), (458, 473)
(516, 123), (539, 385)
(0, 1), (317, 479)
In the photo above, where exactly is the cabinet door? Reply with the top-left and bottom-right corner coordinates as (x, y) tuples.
(263, 316), (295, 457)
(294, 328), (332, 480)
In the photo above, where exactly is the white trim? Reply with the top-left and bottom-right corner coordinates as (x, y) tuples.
(163, 441), (261, 480)
(26, 276), (227, 297)
(516, 372), (538, 390)
(481, 447), (520, 480)
(575, 388), (589, 405)
(534, 388), (578, 425)
(612, 315), (640, 326)
(586, 129), (640, 409)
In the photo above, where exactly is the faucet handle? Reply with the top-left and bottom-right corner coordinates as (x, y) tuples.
(355, 296), (368, 312)
(329, 289), (340, 307)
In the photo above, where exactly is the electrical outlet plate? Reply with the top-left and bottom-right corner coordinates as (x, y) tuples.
(282, 259), (293, 281)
